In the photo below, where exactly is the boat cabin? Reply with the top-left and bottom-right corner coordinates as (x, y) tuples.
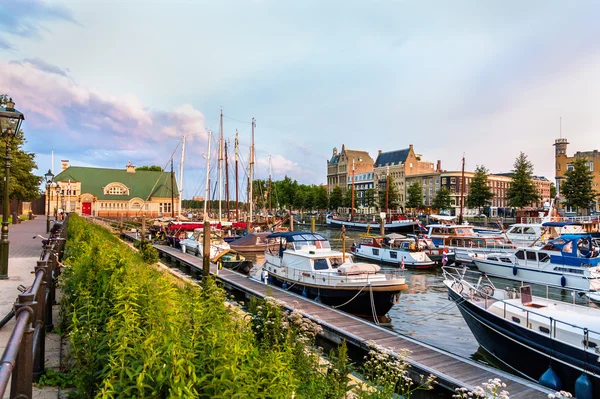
(540, 234), (600, 266)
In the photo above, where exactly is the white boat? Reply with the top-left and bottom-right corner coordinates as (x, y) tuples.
(260, 231), (408, 321)
(504, 221), (584, 247)
(473, 234), (600, 292)
(179, 228), (230, 259)
(351, 234), (435, 269)
(443, 266), (600, 397)
(326, 214), (421, 233)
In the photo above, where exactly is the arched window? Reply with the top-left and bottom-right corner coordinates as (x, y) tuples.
(103, 183), (130, 196)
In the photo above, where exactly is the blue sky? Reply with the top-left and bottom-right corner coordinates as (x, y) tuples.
(1, 0), (600, 199)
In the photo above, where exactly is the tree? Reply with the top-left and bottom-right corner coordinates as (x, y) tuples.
(406, 182), (423, 213)
(561, 157), (598, 215)
(342, 187), (359, 210)
(329, 186), (343, 211)
(377, 176), (399, 211)
(136, 165), (163, 171)
(431, 187), (452, 213)
(363, 188), (376, 208)
(315, 185), (329, 210)
(506, 152), (541, 209)
(0, 94), (42, 203)
(550, 183), (556, 199)
(466, 165), (494, 214)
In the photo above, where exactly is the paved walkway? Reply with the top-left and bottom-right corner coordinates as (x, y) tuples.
(0, 217), (62, 399)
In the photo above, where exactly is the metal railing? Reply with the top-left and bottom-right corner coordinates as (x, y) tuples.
(0, 216), (67, 399)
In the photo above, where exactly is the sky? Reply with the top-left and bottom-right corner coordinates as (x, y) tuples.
(1, 0), (600, 200)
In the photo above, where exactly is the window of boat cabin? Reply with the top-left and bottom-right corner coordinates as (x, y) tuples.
(390, 251), (397, 259)
(538, 253), (550, 262)
(510, 227), (522, 234)
(372, 248), (379, 256)
(526, 251), (537, 261)
(313, 258), (329, 270)
(515, 250), (525, 260)
(523, 227), (536, 235)
(330, 257), (343, 268)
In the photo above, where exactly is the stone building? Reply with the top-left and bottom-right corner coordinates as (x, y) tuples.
(554, 137), (600, 213)
(405, 172), (442, 210)
(373, 145), (437, 211)
(346, 171), (375, 209)
(326, 145), (374, 194)
(48, 161), (180, 217)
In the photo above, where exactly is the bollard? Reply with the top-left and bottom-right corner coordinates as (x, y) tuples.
(289, 211), (294, 232)
(11, 293), (36, 398)
(202, 221), (211, 277)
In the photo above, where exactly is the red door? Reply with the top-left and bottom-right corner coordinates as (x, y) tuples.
(82, 202), (92, 215)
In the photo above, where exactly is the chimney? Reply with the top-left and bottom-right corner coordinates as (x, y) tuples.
(126, 161), (136, 173)
(378, 150), (382, 155)
(436, 160), (442, 172)
(61, 160), (69, 171)
(409, 144), (414, 151)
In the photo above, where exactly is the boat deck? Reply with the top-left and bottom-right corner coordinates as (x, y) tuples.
(122, 232), (554, 398)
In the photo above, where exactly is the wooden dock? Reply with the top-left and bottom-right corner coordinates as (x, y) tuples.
(123, 233), (553, 398)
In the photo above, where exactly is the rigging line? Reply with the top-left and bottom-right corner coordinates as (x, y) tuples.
(134, 140), (181, 218)
(222, 114), (252, 125)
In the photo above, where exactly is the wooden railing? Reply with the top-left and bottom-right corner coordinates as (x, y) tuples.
(0, 216), (67, 399)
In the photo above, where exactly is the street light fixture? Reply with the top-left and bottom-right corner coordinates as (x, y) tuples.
(45, 169), (54, 233)
(0, 98), (25, 279)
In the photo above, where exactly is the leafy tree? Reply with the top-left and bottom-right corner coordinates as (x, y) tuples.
(431, 187), (452, 213)
(377, 176), (399, 211)
(466, 165), (494, 214)
(550, 183), (556, 199)
(315, 185), (328, 210)
(274, 176), (298, 211)
(0, 94), (42, 203)
(342, 187), (359, 210)
(329, 186), (343, 211)
(363, 188), (376, 208)
(136, 165), (163, 171)
(561, 157), (598, 215)
(506, 152), (540, 209)
(406, 182), (423, 213)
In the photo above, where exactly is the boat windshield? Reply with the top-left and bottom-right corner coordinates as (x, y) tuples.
(292, 240), (331, 250)
(329, 257), (344, 268)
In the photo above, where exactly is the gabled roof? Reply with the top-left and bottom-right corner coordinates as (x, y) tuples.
(375, 148), (410, 167)
(54, 166), (179, 201)
(345, 150), (373, 163)
(329, 154), (340, 164)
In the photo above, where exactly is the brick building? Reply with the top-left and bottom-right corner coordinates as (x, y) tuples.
(326, 145), (374, 194)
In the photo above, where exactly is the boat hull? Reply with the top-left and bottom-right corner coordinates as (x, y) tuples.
(327, 217), (419, 233)
(447, 287), (600, 394)
(268, 274), (403, 321)
(353, 251), (435, 269)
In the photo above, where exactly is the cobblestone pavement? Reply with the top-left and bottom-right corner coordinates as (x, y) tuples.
(0, 217), (65, 399)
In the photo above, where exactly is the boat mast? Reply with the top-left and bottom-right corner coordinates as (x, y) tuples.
(247, 118), (255, 233)
(225, 140), (230, 221)
(459, 155), (465, 224)
(268, 155), (272, 219)
(218, 110), (224, 223)
(351, 159), (355, 221)
(203, 130), (212, 220)
(385, 165), (390, 223)
(235, 130), (239, 221)
(170, 159), (175, 218)
(178, 135), (186, 220)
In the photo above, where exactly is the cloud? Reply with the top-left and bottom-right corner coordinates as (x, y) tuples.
(0, 0), (77, 42)
(0, 58), (207, 173)
(256, 154), (299, 179)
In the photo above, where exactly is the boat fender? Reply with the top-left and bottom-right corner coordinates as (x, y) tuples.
(302, 290), (308, 298)
(261, 270), (269, 285)
(574, 373), (593, 399)
(315, 296), (321, 303)
(539, 366), (563, 390)
(561, 275), (566, 288)
(282, 282), (288, 290)
(512, 266), (518, 276)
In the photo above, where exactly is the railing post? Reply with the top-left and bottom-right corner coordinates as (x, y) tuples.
(11, 293), (36, 399)
(33, 262), (48, 380)
(45, 252), (56, 331)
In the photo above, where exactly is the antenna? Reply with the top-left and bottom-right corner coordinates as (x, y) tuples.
(559, 116), (562, 139)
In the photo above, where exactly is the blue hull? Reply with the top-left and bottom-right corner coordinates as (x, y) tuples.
(447, 288), (600, 394)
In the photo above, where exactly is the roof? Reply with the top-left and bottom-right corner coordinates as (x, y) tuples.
(375, 148), (410, 167)
(267, 231), (327, 242)
(54, 166), (179, 201)
(329, 154), (340, 164)
(345, 149), (373, 163)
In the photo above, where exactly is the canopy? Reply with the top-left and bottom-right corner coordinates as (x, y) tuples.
(429, 215), (457, 221)
(230, 232), (272, 246)
(386, 233), (406, 239)
(542, 221), (582, 227)
(267, 231), (327, 242)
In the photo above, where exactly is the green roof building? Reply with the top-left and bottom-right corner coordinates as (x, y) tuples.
(47, 161), (180, 217)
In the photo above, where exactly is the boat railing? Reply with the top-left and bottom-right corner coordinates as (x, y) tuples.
(443, 266), (600, 350)
(283, 265), (405, 286)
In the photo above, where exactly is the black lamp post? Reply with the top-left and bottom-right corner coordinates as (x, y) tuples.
(45, 169), (54, 233)
(0, 98), (25, 279)
(55, 185), (61, 220)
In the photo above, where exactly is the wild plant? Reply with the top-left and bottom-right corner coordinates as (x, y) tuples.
(453, 378), (510, 399)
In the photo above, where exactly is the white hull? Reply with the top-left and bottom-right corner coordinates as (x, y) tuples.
(326, 217), (418, 232)
(354, 246), (434, 268)
(473, 258), (600, 292)
(453, 246), (514, 264)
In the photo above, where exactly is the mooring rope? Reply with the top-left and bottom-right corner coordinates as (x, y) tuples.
(331, 283), (368, 309)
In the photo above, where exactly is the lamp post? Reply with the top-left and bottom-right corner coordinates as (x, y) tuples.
(45, 169), (54, 233)
(0, 98), (25, 279)
(55, 184), (61, 220)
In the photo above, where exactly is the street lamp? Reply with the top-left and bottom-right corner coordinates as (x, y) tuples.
(45, 169), (54, 233)
(0, 98), (25, 279)
(55, 184), (61, 221)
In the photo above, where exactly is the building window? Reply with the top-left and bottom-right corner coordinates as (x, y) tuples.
(589, 162), (594, 172)
(450, 177), (456, 184)
(160, 203), (172, 214)
(567, 164), (574, 171)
